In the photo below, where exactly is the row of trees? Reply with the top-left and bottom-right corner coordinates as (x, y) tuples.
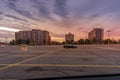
(10, 39), (50, 45)
(9, 39), (120, 45)
(10, 39), (31, 45)
(50, 39), (120, 45)
(76, 39), (120, 45)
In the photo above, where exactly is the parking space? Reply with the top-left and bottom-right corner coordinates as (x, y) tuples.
(0, 45), (120, 79)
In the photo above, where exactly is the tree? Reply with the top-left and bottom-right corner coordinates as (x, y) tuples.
(51, 41), (62, 45)
(103, 39), (112, 44)
(26, 39), (30, 45)
(85, 39), (92, 44)
(10, 40), (16, 45)
(118, 40), (120, 44)
(112, 40), (117, 44)
(66, 40), (73, 44)
(62, 41), (65, 45)
(92, 38), (97, 44)
(78, 39), (84, 45)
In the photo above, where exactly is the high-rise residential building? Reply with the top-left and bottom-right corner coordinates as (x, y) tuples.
(15, 29), (51, 45)
(15, 32), (19, 40)
(43, 30), (50, 45)
(65, 33), (74, 44)
(88, 28), (104, 43)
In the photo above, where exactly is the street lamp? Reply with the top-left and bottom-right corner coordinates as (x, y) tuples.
(83, 31), (88, 40)
(5, 37), (8, 45)
(107, 30), (111, 44)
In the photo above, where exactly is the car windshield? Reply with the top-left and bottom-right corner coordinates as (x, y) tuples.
(0, 0), (120, 79)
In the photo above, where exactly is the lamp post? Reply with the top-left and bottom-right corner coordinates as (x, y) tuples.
(83, 31), (88, 40)
(5, 37), (8, 45)
(107, 30), (111, 44)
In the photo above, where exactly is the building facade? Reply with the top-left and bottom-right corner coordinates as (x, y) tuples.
(88, 28), (104, 43)
(65, 33), (74, 44)
(15, 29), (51, 45)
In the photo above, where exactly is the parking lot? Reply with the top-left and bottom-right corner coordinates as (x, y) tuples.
(0, 45), (120, 79)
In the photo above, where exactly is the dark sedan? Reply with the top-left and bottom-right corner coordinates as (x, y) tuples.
(63, 44), (77, 48)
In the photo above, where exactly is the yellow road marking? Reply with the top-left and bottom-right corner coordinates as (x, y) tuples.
(49, 55), (97, 58)
(8, 55), (35, 57)
(1, 64), (120, 68)
(0, 49), (62, 71)
(9, 55), (96, 57)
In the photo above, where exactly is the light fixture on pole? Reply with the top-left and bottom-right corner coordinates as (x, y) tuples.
(107, 30), (111, 44)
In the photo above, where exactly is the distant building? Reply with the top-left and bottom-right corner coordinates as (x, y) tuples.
(65, 33), (74, 44)
(88, 28), (104, 43)
(15, 32), (19, 40)
(15, 29), (51, 45)
(43, 30), (50, 45)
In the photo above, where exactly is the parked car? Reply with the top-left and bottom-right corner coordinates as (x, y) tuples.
(63, 44), (77, 48)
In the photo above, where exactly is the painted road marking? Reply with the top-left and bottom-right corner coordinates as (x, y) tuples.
(0, 49), (63, 71)
(0, 64), (120, 68)
(8, 55), (36, 57)
(46, 55), (97, 58)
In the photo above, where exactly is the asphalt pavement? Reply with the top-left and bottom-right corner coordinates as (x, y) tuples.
(0, 45), (120, 79)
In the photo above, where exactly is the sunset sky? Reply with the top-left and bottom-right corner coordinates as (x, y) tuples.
(0, 0), (120, 42)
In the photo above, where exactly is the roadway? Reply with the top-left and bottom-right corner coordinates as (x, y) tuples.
(0, 45), (120, 79)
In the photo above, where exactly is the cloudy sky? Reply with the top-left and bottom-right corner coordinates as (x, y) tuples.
(0, 0), (120, 42)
